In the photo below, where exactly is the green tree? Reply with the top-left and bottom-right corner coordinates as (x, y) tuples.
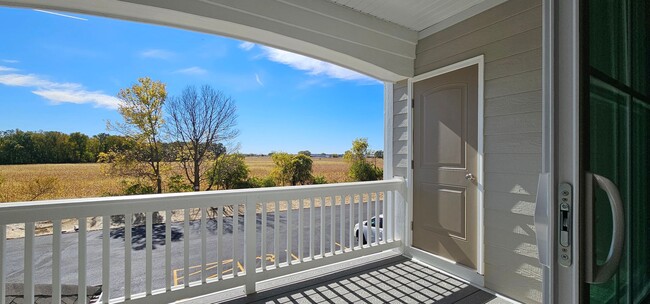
(271, 152), (314, 186)
(167, 85), (238, 191)
(297, 150), (311, 157)
(290, 154), (313, 185)
(108, 77), (167, 193)
(208, 153), (249, 190)
(374, 150), (384, 159)
(344, 138), (382, 181)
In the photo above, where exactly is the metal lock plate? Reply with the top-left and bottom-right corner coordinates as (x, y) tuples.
(558, 183), (572, 267)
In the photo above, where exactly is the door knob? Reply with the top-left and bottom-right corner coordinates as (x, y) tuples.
(465, 173), (475, 181)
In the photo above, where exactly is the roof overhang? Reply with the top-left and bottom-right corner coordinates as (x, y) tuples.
(0, 0), (509, 82)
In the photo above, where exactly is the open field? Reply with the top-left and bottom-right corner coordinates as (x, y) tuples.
(0, 156), (383, 203)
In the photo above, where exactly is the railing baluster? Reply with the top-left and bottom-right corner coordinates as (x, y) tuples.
(262, 201), (267, 270)
(298, 198), (304, 262)
(52, 220), (61, 303)
(375, 193), (380, 245)
(310, 197), (315, 260)
(349, 195), (354, 250)
(184, 208), (190, 286)
(390, 191), (395, 241)
(358, 194), (363, 248)
(0, 224), (5, 304)
(244, 199), (256, 294)
(217, 206), (223, 281)
(274, 201), (279, 269)
(125, 214), (132, 299)
(24, 222), (34, 304)
(366, 192), (371, 246)
(320, 196), (324, 258)
(381, 191), (390, 243)
(78, 218), (87, 304)
(102, 215), (110, 302)
(330, 196), (335, 255)
(233, 204), (239, 276)
(339, 196), (344, 253)
(201, 208), (207, 284)
(146, 211), (153, 295)
(287, 199), (292, 265)
(165, 210), (172, 291)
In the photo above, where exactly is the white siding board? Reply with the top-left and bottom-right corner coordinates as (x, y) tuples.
(484, 133), (542, 154)
(484, 192), (536, 217)
(484, 69), (542, 99)
(485, 90), (542, 117)
(484, 112), (542, 135)
(415, 27), (542, 76)
(417, 1), (540, 52)
(393, 100), (408, 114)
(485, 48), (542, 80)
(485, 172), (539, 196)
(415, 7), (542, 67)
(484, 264), (544, 303)
(485, 153), (542, 174)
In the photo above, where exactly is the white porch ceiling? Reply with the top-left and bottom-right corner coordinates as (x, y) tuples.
(324, 0), (508, 37)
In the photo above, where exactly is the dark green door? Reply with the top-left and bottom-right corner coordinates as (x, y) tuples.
(586, 0), (650, 303)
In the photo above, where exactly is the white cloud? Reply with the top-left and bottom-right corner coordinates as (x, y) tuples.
(33, 9), (88, 21)
(0, 66), (17, 72)
(0, 72), (120, 109)
(259, 46), (375, 82)
(2, 59), (19, 64)
(140, 49), (174, 60)
(255, 73), (264, 86)
(239, 42), (255, 51)
(32, 89), (120, 109)
(175, 66), (208, 76)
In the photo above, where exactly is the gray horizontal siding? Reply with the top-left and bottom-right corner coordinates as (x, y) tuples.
(411, 0), (543, 302)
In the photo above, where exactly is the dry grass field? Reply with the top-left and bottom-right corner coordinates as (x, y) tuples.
(0, 156), (383, 203)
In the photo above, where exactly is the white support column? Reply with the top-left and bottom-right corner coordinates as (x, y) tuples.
(383, 82), (394, 180)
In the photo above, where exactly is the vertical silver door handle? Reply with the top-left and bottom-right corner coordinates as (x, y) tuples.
(585, 172), (625, 284)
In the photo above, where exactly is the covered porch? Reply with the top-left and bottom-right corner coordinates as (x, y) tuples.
(0, 0), (549, 303)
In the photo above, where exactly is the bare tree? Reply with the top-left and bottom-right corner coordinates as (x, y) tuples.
(167, 85), (239, 191)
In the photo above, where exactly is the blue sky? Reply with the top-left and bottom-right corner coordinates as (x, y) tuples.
(0, 8), (384, 154)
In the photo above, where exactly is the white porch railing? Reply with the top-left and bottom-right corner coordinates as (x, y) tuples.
(0, 178), (406, 303)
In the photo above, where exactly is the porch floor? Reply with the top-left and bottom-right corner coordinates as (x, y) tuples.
(188, 256), (508, 304)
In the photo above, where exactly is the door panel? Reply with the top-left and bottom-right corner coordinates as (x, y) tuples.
(413, 64), (478, 270)
(586, 0), (650, 302)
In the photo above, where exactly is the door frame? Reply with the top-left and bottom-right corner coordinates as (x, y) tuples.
(543, 0), (583, 302)
(404, 55), (485, 286)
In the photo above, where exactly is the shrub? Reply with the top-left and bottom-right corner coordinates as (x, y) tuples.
(168, 174), (193, 193)
(313, 175), (328, 184)
(208, 153), (249, 190)
(121, 180), (155, 195)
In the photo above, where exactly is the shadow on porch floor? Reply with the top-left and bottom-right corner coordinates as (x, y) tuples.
(205, 256), (502, 304)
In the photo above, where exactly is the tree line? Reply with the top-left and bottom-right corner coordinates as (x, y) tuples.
(0, 76), (383, 198)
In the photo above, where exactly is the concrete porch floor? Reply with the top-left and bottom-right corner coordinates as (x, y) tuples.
(186, 255), (512, 304)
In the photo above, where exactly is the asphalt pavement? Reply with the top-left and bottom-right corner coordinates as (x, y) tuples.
(3, 201), (384, 299)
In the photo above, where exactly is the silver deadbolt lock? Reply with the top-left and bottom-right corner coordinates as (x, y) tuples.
(558, 182), (572, 267)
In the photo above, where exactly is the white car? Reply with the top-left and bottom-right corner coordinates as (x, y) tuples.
(354, 214), (383, 245)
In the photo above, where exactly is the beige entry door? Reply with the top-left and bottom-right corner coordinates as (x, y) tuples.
(413, 64), (479, 270)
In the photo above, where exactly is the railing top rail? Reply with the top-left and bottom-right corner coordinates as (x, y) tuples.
(0, 178), (405, 224)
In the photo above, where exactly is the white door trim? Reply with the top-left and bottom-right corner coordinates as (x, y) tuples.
(406, 55), (485, 280)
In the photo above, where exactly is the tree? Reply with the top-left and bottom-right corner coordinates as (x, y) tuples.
(271, 152), (293, 186)
(374, 150), (384, 159)
(167, 85), (238, 191)
(208, 153), (249, 190)
(344, 138), (382, 181)
(290, 154), (313, 185)
(108, 77), (167, 193)
(298, 150), (311, 157)
(271, 152), (314, 186)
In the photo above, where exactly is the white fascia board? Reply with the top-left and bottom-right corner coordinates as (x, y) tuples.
(0, 0), (416, 81)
